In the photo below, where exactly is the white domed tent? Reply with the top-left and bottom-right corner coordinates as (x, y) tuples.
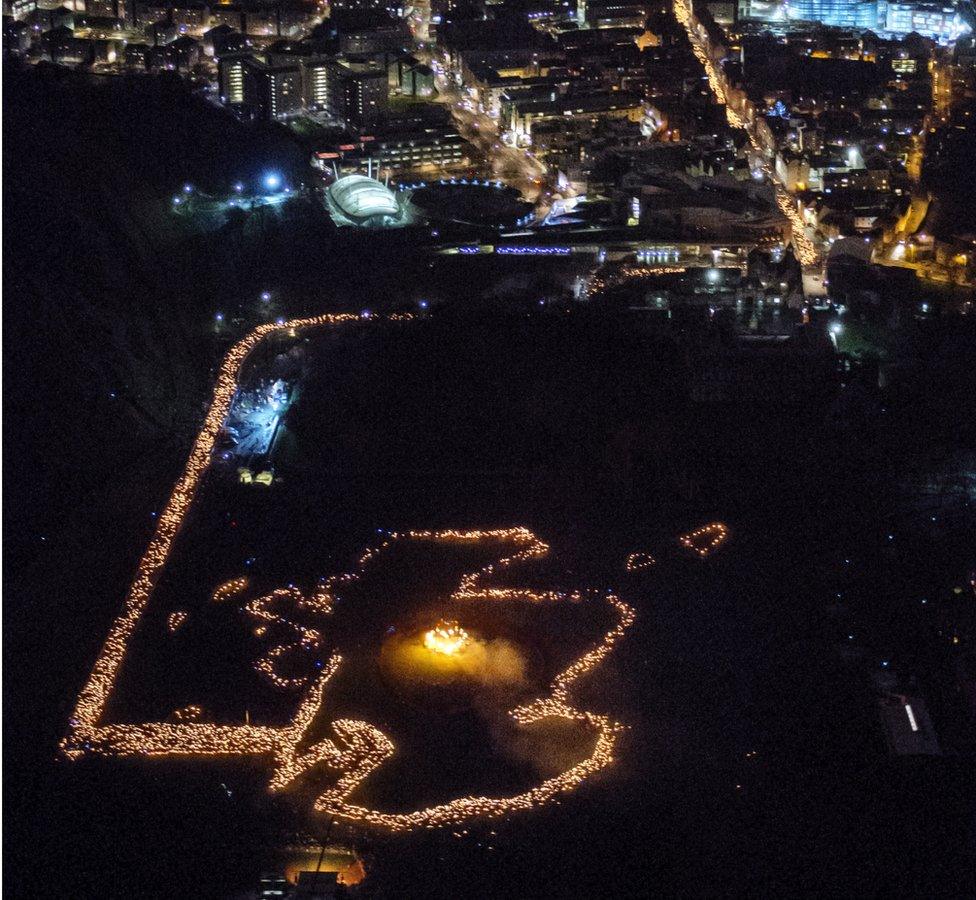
(325, 174), (408, 227)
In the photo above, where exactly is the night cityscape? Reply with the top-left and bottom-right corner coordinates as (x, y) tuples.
(3, 0), (976, 893)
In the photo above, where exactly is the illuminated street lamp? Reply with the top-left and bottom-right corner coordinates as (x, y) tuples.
(828, 320), (843, 349)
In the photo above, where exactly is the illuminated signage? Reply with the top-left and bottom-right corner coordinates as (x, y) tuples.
(496, 246), (572, 255)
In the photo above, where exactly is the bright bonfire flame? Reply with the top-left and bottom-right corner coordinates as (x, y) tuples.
(423, 620), (470, 656)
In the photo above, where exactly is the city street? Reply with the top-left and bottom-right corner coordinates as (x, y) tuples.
(673, 0), (822, 270)
(422, 50), (556, 216)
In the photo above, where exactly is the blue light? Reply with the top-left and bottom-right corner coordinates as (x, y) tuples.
(260, 291), (271, 302)
(419, 300), (428, 309)
(183, 183), (193, 194)
(215, 312), (224, 322)
(496, 246), (571, 255)
(234, 182), (244, 193)
(263, 172), (282, 192)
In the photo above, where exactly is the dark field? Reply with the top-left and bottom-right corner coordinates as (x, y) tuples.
(9, 309), (975, 897)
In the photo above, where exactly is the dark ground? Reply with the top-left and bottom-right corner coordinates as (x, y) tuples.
(5, 63), (976, 899)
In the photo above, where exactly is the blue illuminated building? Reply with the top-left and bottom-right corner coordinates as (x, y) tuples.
(785, 0), (970, 40)
(787, 0), (881, 29)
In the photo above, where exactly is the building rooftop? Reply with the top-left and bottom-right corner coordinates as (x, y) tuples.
(327, 174), (400, 220)
(509, 91), (643, 116)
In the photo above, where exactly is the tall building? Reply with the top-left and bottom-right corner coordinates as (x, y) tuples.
(882, 2), (969, 40)
(218, 51), (388, 122)
(786, 0), (969, 40)
(787, 0), (881, 29)
(218, 54), (247, 103)
(320, 57), (389, 125)
(305, 57), (330, 109)
(247, 61), (303, 119)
